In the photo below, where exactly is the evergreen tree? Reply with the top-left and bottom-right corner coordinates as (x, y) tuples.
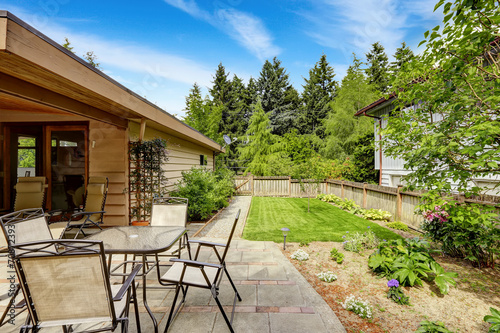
(391, 41), (415, 73)
(238, 101), (282, 176)
(209, 63), (231, 106)
(184, 83), (209, 133)
(323, 54), (376, 160)
(256, 57), (294, 136)
(365, 42), (389, 94)
(300, 54), (338, 137)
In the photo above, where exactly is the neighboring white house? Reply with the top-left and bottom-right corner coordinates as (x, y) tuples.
(355, 95), (500, 194)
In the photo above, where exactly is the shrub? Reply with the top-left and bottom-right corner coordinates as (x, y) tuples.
(342, 228), (379, 253)
(386, 279), (410, 305)
(420, 201), (500, 268)
(387, 221), (409, 232)
(341, 295), (373, 319)
(368, 238), (457, 294)
(316, 271), (337, 282)
(363, 208), (392, 221)
(316, 193), (343, 204)
(414, 321), (454, 333)
(484, 307), (500, 333)
(330, 248), (344, 264)
(291, 249), (309, 261)
(339, 198), (359, 211)
(171, 167), (235, 221)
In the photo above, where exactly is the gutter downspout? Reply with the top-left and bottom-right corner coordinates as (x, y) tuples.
(363, 112), (383, 186)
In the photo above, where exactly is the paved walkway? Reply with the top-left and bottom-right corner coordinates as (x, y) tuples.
(0, 196), (345, 333)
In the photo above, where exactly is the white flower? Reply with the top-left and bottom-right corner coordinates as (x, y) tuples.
(316, 271), (337, 282)
(341, 294), (373, 319)
(291, 249), (309, 261)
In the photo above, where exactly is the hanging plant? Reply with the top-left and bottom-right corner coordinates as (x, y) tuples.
(128, 138), (169, 224)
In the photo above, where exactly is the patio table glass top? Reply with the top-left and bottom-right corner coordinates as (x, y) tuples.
(86, 226), (186, 254)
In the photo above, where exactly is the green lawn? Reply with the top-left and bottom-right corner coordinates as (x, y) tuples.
(242, 197), (402, 243)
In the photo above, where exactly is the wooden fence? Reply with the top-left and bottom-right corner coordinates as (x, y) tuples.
(234, 176), (500, 229)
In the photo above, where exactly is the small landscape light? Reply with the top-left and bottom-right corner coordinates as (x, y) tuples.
(281, 227), (290, 250)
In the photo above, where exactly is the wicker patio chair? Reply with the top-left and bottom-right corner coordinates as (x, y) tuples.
(11, 239), (141, 333)
(160, 209), (242, 333)
(0, 208), (54, 328)
(49, 176), (109, 239)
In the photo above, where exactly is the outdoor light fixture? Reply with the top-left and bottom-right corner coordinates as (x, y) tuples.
(281, 227), (290, 250)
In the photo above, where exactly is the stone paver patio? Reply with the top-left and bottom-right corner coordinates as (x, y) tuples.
(0, 196), (345, 332)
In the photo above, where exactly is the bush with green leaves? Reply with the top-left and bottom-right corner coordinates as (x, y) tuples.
(363, 208), (392, 221)
(387, 221), (410, 232)
(316, 193), (343, 205)
(330, 248), (344, 264)
(484, 307), (500, 333)
(342, 228), (379, 253)
(339, 198), (360, 211)
(420, 200), (500, 268)
(368, 238), (457, 294)
(171, 167), (235, 221)
(414, 320), (454, 333)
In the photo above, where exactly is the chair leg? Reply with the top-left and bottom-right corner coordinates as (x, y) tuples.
(163, 285), (188, 333)
(224, 267), (242, 302)
(132, 280), (141, 333)
(213, 295), (235, 333)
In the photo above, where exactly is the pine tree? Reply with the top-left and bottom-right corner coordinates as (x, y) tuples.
(256, 57), (294, 136)
(391, 41), (415, 74)
(183, 83), (211, 135)
(323, 54), (376, 160)
(300, 54), (338, 137)
(238, 101), (282, 176)
(365, 42), (389, 94)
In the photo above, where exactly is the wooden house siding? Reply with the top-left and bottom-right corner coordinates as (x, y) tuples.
(128, 122), (215, 192)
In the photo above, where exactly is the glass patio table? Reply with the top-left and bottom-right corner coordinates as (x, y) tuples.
(87, 226), (188, 333)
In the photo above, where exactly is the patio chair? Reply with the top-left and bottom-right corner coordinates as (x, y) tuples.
(160, 209), (242, 333)
(11, 239), (141, 333)
(0, 208), (55, 328)
(12, 176), (48, 211)
(149, 197), (190, 268)
(49, 176), (109, 238)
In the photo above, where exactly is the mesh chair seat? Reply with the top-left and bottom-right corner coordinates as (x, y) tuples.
(161, 262), (219, 288)
(13, 177), (48, 211)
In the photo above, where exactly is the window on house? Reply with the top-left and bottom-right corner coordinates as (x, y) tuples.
(200, 155), (207, 166)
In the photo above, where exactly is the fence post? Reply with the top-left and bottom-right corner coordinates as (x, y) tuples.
(341, 180), (345, 199)
(288, 176), (292, 197)
(363, 182), (367, 208)
(251, 174), (254, 196)
(396, 185), (403, 221)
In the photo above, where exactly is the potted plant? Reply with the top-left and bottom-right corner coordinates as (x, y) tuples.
(128, 138), (169, 225)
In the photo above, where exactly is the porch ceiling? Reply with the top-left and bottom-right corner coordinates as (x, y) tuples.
(0, 11), (223, 153)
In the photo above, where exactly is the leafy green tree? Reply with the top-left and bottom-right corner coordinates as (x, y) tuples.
(256, 57), (294, 135)
(238, 101), (283, 176)
(322, 54), (376, 160)
(300, 54), (338, 137)
(365, 42), (390, 94)
(383, 0), (500, 267)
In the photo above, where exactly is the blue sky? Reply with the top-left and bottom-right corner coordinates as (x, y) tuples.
(3, 0), (443, 118)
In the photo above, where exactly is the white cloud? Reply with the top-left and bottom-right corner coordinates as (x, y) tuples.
(300, 0), (419, 60)
(163, 0), (281, 61)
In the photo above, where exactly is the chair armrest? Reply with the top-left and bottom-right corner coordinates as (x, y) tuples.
(113, 264), (143, 301)
(188, 240), (227, 248)
(70, 210), (105, 218)
(170, 258), (222, 269)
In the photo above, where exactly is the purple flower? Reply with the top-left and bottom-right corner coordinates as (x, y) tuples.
(342, 235), (346, 239)
(383, 239), (387, 242)
(387, 279), (399, 288)
(367, 226), (370, 229)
